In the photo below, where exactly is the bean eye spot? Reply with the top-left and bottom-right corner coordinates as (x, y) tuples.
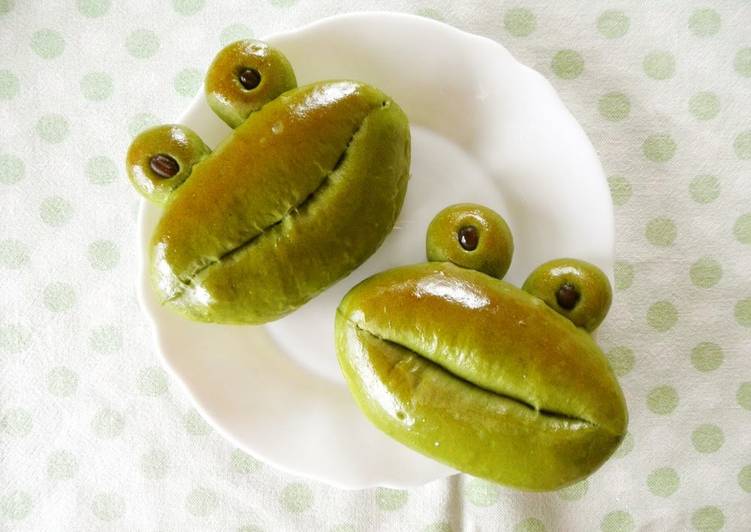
(556, 283), (580, 310)
(149, 154), (180, 179)
(238, 68), (261, 90)
(458, 225), (479, 251)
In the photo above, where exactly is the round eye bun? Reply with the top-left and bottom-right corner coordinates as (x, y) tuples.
(522, 258), (612, 332)
(126, 124), (210, 204)
(205, 39), (297, 128)
(426, 203), (514, 279)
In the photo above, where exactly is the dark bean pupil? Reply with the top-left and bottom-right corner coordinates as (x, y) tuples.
(149, 154), (180, 179)
(556, 283), (580, 310)
(238, 68), (261, 90)
(458, 225), (479, 251)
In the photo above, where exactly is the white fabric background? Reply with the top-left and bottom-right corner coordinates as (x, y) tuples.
(1, 1), (750, 531)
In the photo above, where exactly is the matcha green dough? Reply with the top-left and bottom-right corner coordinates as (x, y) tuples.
(126, 40), (411, 324)
(426, 203), (514, 279)
(523, 258), (612, 332)
(336, 204), (627, 491)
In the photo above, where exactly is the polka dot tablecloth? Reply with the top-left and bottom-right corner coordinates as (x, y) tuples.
(0, 1), (749, 530)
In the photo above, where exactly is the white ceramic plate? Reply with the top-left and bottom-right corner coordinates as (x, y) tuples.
(137, 12), (614, 489)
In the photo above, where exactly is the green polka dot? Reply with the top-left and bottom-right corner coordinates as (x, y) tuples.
(36, 114), (70, 143)
(141, 448), (170, 479)
(80, 71), (113, 101)
(515, 517), (546, 532)
(464, 478), (499, 506)
(86, 156), (118, 185)
(689, 92), (719, 120)
(645, 218), (676, 246)
(738, 465), (751, 492)
(31, 29), (65, 59)
(269, 0), (299, 6)
(47, 366), (79, 397)
(0, 153), (24, 184)
(47, 450), (78, 480)
(174, 68), (202, 97)
(735, 48), (751, 77)
(422, 522), (452, 532)
(231, 449), (261, 474)
(128, 112), (159, 137)
(0, 69), (19, 99)
(89, 325), (122, 353)
(691, 506), (724, 532)
(88, 240), (120, 270)
(40, 196), (73, 226)
(689, 9), (721, 37)
(0, 0), (13, 15)
(375, 488), (408, 511)
(557, 479), (588, 501)
(91, 408), (124, 438)
(737, 382), (751, 410)
(0, 491), (32, 520)
(734, 130), (751, 160)
(613, 432), (634, 458)
(186, 487), (218, 516)
(608, 176), (632, 206)
(643, 135), (676, 162)
(173, 0), (204, 15)
(504, 8), (536, 37)
(646, 467), (679, 497)
(280, 483), (313, 513)
(599, 92), (630, 121)
(329, 525), (355, 532)
(601, 510), (634, 532)
(0, 408), (32, 437)
(690, 342), (723, 372)
(43, 281), (76, 312)
(77, 0), (110, 17)
(416, 8), (444, 21)
(43, 282), (76, 312)
(614, 262), (634, 291)
(551, 50), (584, 79)
(733, 213), (751, 244)
(736, 298), (751, 327)
(126, 29), (160, 59)
(643, 51), (675, 80)
(220, 24), (254, 46)
(689, 175), (720, 204)
(0, 324), (30, 352)
(690, 257), (722, 288)
(185, 408), (212, 435)
(597, 10), (629, 39)
(606, 346), (635, 377)
(691, 424), (724, 453)
(0, 239), (29, 269)
(91, 493), (125, 522)
(137, 366), (168, 396)
(647, 385), (679, 415)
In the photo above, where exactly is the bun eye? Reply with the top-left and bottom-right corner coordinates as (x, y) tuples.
(426, 203), (514, 279)
(126, 125), (210, 204)
(205, 39), (297, 128)
(522, 258), (612, 332)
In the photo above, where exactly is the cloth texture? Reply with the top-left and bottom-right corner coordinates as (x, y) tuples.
(1, 0), (750, 530)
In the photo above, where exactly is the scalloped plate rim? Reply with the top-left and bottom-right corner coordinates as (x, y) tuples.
(134, 11), (614, 489)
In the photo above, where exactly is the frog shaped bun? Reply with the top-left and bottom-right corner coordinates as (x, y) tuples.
(336, 203), (627, 491)
(126, 40), (411, 324)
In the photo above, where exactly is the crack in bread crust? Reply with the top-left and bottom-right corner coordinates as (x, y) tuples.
(165, 109), (375, 302)
(346, 315), (597, 428)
